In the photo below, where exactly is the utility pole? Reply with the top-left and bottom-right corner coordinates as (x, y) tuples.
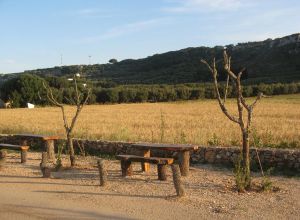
(60, 54), (63, 66)
(88, 55), (92, 65)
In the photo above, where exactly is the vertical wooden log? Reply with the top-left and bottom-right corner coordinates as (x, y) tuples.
(171, 164), (185, 197)
(141, 149), (150, 172)
(21, 149), (27, 163)
(41, 152), (48, 165)
(97, 159), (108, 186)
(121, 160), (132, 177)
(157, 164), (167, 181)
(178, 151), (190, 176)
(40, 152), (51, 178)
(0, 150), (7, 169)
(45, 140), (55, 163)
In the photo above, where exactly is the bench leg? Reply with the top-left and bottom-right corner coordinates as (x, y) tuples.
(121, 160), (132, 177)
(178, 151), (190, 176)
(0, 150), (7, 168)
(45, 140), (55, 163)
(21, 150), (27, 163)
(157, 164), (167, 181)
(141, 149), (150, 172)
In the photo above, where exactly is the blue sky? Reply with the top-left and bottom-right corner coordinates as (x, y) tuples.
(0, 0), (300, 73)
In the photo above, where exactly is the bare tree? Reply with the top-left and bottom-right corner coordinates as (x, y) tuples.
(201, 50), (263, 190)
(43, 72), (91, 167)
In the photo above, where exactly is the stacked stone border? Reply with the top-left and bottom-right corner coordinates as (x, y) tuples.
(0, 135), (299, 172)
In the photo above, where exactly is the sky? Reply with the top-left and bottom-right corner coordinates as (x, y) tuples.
(0, 0), (300, 73)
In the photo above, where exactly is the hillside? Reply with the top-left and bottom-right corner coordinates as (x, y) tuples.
(3, 33), (300, 85)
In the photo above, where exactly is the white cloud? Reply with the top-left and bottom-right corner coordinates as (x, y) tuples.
(163, 0), (251, 12)
(79, 18), (171, 43)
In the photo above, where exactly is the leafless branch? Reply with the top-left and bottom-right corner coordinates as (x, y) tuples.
(201, 59), (240, 124)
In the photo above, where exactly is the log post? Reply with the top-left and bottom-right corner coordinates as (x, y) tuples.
(40, 152), (51, 178)
(121, 160), (133, 177)
(0, 150), (7, 169)
(178, 151), (190, 176)
(97, 159), (108, 186)
(21, 149), (27, 163)
(171, 164), (185, 197)
(45, 140), (55, 163)
(157, 164), (167, 181)
(141, 149), (150, 172)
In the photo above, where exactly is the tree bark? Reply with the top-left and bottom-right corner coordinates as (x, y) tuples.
(242, 131), (251, 189)
(67, 135), (76, 167)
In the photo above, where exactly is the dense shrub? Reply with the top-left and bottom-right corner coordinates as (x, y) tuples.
(0, 73), (299, 107)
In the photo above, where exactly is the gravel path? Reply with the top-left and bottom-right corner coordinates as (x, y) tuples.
(0, 152), (299, 220)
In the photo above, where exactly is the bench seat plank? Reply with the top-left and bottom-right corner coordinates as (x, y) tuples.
(116, 155), (174, 165)
(0, 144), (29, 150)
(0, 143), (30, 163)
(14, 134), (61, 141)
(131, 143), (198, 151)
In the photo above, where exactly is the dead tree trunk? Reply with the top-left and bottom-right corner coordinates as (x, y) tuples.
(67, 134), (75, 167)
(201, 50), (263, 190)
(242, 131), (250, 186)
(43, 70), (91, 167)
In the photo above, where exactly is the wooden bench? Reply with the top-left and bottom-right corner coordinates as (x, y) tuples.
(131, 143), (198, 176)
(14, 134), (61, 163)
(116, 155), (174, 181)
(0, 144), (30, 163)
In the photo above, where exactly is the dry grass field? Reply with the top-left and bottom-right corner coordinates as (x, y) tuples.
(0, 94), (299, 148)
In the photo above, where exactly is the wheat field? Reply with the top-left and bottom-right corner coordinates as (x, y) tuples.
(0, 94), (299, 148)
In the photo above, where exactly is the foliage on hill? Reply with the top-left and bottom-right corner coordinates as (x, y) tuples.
(6, 33), (299, 85)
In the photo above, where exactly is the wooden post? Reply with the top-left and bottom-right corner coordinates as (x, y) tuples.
(97, 159), (108, 186)
(0, 150), (7, 169)
(157, 164), (167, 181)
(45, 140), (55, 163)
(171, 164), (185, 197)
(178, 151), (190, 176)
(121, 160), (132, 177)
(40, 152), (51, 178)
(21, 149), (27, 163)
(141, 149), (150, 172)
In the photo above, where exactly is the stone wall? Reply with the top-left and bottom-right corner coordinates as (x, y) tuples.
(0, 135), (299, 172)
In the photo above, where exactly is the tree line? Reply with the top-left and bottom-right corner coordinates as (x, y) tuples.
(0, 73), (299, 107)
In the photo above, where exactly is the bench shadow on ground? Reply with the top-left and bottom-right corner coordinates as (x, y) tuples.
(1, 204), (134, 220)
(33, 189), (168, 199)
(54, 168), (171, 184)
